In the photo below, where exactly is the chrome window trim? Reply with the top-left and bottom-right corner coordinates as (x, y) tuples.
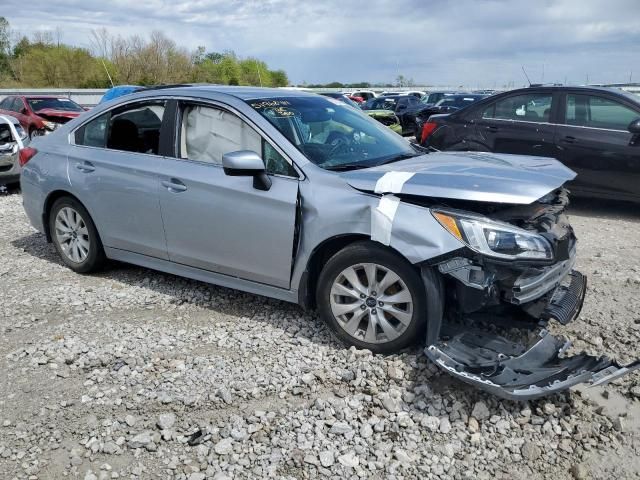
(481, 117), (633, 133)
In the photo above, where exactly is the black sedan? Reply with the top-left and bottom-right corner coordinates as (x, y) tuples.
(418, 86), (640, 203)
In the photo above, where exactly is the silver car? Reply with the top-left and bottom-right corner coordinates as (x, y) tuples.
(20, 86), (638, 399)
(0, 114), (28, 187)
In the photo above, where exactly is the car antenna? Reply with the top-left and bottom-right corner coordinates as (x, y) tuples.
(521, 66), (532, 87)
(101, 59), (115, 88)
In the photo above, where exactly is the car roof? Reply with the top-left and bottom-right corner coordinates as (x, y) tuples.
(133, 84), (318, 101)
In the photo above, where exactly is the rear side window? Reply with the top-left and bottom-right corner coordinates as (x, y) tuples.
(179, 103), (296, 177)
(0, 97), (12, 110)
(75, 101), (166, 154)
(565, 94), (639, 130)
(483, 93), (552, 123)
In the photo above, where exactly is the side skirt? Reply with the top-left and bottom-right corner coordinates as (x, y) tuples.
(104, 247), (299, 304)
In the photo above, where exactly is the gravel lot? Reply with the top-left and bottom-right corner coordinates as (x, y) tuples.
(1, 189), (639, 480)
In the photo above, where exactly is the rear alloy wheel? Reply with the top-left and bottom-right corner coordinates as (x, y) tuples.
(49, 197), (105, 273)
(317, 241), (428, 353)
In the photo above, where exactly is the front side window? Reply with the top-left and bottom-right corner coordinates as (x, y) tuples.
(565, 94), (639, 130)
(248, 96), (418, 171)
(179, 104), (296, 177)
(75, 101), (165, 153)
(484, 93), (553, 123)
(10, 98), (25, 113)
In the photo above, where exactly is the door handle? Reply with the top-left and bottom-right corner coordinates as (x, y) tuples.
(162, 179), (187, 193)
(75, 161), (95, 173)
(485, 126), (498, 133)
(562, 136), (577, 144)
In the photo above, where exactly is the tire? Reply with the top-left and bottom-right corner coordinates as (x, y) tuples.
(49, 196), (105, 273)
(316, 241), (432, 354)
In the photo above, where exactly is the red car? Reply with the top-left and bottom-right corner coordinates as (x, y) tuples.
(0, 95), (86, 139)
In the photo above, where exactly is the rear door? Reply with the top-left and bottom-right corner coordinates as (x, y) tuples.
(157, 100), (299, 289)
(474, 91), (558, 157)
(554, 91), (640, 201)
(68, 100), (169, 259)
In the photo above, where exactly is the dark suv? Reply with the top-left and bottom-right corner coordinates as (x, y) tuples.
(418, 86), (640, 203)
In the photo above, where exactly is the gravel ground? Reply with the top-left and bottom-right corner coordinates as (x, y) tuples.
(1, 189), (639, 480)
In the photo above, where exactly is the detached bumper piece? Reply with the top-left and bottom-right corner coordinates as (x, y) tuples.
(425, 328), (640, 400)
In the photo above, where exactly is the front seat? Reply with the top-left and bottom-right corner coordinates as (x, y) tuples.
(108, 118), (141, 152)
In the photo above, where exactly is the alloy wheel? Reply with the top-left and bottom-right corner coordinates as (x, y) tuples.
(329, 263), (414, 344)
(54, 207), (90, 263)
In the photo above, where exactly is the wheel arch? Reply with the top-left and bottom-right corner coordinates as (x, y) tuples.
(42, 190), (99, 243)
(297, 234), (419, 310)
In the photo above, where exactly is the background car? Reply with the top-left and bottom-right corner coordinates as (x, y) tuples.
(361, 94), (423, 136)
(0, 114), (28, 187)
(420, 91), (457, 107)
(413, 93), (489, 140)
(347, 95), (365, 104)
(318, 92), (361, 109)
(418, 86), (640, 203)
(320, 92), (402, 133)
(0, 95), (86, 138)
(99, 85), (147, 104)
(350, 90), (377, 101)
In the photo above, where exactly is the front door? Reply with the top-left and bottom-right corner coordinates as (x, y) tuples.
(475, 91), (557, 157)
(68, 100), (169, 259)
(158, 101), (299, 289)
(554, 92), (640, 201)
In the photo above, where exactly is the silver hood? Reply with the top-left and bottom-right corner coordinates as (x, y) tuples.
(341, 151), (576, 204)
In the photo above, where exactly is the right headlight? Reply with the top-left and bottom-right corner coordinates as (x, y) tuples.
(432, 209), (553, 261)
(42, 121), (59, 131)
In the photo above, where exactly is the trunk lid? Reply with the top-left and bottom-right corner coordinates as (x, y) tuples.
(342, 151), (576, 204)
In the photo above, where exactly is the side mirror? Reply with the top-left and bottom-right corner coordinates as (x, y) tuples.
(222, 150), (272, 191)
(20, 108), (27, 115)
(628, 118), (640, 135)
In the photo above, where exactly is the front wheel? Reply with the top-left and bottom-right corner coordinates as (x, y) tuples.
(316, 241), (429, 354)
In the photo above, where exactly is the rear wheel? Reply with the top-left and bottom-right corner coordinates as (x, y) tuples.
(316, 241), (428, 353)
(49, 197), (105, 273)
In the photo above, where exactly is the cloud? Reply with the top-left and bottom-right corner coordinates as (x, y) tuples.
(3, 0), (639, 86)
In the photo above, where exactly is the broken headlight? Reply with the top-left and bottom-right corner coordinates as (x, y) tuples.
(42, 121), (59, 131)
(432, 210), (553, 261)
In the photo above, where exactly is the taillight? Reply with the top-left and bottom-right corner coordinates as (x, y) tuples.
(420, 122), (438, 144)
(19, 147), (38, 167)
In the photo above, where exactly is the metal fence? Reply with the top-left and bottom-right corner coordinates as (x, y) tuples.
(1, 84), (638, 108)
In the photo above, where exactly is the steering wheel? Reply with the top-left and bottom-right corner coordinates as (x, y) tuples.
(325, 132), (351, 157)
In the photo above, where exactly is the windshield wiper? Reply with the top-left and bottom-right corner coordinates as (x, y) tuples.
(375, 152), (421, 167)
(323, 163), (373, 171)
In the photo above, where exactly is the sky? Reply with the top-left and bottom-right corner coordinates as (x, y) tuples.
(3, 0), (640, 87)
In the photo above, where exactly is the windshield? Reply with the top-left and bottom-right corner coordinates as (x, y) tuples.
(247, 96), (418, 171)
(27, 98), (84, 112)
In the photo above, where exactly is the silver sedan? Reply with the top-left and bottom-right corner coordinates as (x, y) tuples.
(19, 86), (639, 399)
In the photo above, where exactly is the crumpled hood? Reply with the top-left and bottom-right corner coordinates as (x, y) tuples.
(34, 109), (82, 121)
(341, 151), (576, 204)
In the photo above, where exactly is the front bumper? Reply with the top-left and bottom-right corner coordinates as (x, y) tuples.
(425, 269), (640, 400)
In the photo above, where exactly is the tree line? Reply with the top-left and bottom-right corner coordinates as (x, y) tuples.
(0, 18), (289, 88)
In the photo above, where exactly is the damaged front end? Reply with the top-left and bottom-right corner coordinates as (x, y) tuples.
(423, 188), (640, 400)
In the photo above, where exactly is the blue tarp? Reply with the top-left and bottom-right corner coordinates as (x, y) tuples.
(99, 85), (145, 104)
